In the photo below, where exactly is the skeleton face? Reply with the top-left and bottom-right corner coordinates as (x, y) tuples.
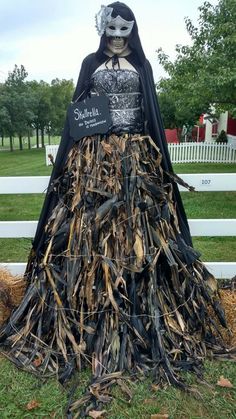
(105, 15), (134, 38)
(106, 36), (129, 55)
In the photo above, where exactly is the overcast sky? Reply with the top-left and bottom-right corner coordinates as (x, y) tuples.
(0, 0), (218, 84)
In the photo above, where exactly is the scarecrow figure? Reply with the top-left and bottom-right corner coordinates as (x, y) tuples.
(0, 2), (229, 415)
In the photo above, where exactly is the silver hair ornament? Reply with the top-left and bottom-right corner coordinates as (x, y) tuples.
(95, 5), (113, 36)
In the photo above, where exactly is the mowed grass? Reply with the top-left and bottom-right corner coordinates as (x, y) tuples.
(192, 237), (236, 262)
(0, 356), (68, 418)
(0, 194), (44, 220)
(0, 356), (235, 419)
(173, 162), (236, 173)
(0, 148), (53, 176)
(181, 191), (236, 219)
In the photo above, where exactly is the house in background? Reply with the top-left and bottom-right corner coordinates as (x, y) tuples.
(165, 111), (236, 145)
(203, 111), (236, 145)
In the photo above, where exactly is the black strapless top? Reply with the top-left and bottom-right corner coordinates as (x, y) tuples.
(90, 69), (143, 134)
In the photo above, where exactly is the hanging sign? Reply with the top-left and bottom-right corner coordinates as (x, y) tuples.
(68, 95), (111, 140)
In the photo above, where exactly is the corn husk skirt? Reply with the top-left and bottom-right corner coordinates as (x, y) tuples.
(0, 134), (229, 415)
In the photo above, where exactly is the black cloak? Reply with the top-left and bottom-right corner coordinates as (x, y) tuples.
(33, 2), (192, 254)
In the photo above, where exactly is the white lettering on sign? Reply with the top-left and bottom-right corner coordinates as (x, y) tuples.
(74, 107), (100, 121)
(85, 120), (107, 128)
(84, 119), (96, 125)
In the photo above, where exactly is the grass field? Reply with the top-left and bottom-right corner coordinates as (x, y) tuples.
(0, 148), (235, 418)
(0, 356), (235, 419)
(0, 148), (52, 176)
(174, 162), (236, 173)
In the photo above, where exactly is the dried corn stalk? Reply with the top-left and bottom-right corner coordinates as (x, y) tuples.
(0, 134), (233, 417)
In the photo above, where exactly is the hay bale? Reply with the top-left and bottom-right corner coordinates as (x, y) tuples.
(0, 269), (26, 326)
(220, 290), (236, 346)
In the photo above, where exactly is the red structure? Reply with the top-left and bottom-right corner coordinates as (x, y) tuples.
(165, 129), (179, 143)
(227, 115), (236, 136)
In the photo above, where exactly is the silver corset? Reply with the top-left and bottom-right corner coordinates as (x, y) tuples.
(90, 69), (143, 134)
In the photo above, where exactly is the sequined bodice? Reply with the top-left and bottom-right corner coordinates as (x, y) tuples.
(91, 69), (143, 134)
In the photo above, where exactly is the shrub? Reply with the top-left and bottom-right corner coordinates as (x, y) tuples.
(216, 130), (228, 143)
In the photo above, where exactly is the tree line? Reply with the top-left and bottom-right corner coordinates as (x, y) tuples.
(0, 65), (74, 151)
(156, 0), (236, 138)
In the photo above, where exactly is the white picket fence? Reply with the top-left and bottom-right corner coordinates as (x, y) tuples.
(0, 174), (236, 279)
(46, 145), (59, 165)
(168, 142), (236, 163)
(45, 143), (236, 165)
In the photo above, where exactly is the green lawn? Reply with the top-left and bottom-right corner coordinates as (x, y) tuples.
(0, 357), (235, 419)
(173, 162), (236, 173)
(0, 149), (52, 176)
(181, 191), (236, 219)
(192, 237), (236, 262)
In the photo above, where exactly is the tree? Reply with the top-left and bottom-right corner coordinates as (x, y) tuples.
(0, 64), (74, 151)
(3, 65), (34, 150)
(28, 80), (52, 148)
(0, 85), (14, 150)
(28, 78), (74, 146)
(158, 92), (177, 129)
(50, 78), (74, 135)
(157, 0), (236, 125)
(5, 64), (28, 89)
